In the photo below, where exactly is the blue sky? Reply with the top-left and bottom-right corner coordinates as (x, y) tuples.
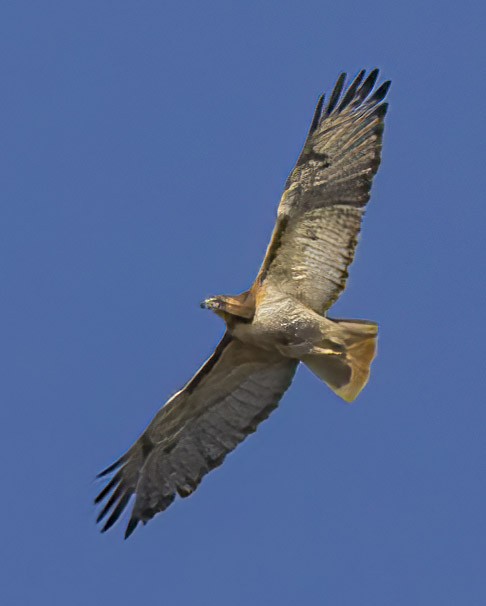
(2, 1), (485, 604)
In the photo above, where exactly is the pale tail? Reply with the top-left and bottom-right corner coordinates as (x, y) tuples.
(302, 319), (378, 402)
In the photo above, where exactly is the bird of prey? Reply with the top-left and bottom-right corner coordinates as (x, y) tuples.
(95, 69), (390, 538)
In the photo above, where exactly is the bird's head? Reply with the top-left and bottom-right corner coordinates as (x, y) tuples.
(200, 292), (255, 321)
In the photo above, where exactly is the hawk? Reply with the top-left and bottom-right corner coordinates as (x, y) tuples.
(95, 69), (390, 537)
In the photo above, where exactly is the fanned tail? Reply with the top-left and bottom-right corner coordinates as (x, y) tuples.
(302, 319), (378, 402)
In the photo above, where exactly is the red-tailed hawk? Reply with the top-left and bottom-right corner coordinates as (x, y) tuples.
(95, 69), (390, 537)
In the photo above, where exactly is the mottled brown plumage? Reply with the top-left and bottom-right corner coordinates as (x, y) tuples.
(95, 70), (390, 537)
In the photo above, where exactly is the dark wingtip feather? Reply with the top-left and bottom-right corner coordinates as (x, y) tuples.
(124, 517), (140, 539)
(101, 494), (131, 533)
(374, 102), (389, 119)
(368, 80), (391, 105)
(357, 68), (379, 101)
(325, 72), (346, 116)
(96, 454), (126, 478)
(309, 94), (325, 133)
(96, 485), (124, 523)
(323, 69), (390, 120)
(94, 472), (120, 504)
(368, 67), (380, 81)
(338, 69), (365, 111)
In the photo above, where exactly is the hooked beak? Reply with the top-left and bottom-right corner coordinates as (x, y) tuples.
(200, 297), (220, 310)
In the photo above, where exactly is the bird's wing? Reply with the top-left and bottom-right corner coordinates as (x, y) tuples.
(95, 333), (297, 537)
(254, 69), (390, 313)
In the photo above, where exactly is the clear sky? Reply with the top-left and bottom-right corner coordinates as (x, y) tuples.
(2, 1), (485, 604)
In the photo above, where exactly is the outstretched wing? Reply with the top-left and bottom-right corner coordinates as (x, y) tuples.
(255, 69), (390, 313)
(95, 334), (297, 537)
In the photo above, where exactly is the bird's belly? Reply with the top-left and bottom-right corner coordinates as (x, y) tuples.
(231, 291), (322, 357)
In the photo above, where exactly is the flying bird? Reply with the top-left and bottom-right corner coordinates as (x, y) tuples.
(95, 69), (391, 538)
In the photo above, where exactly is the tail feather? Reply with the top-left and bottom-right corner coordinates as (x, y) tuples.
(303, 319), (378, 402)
